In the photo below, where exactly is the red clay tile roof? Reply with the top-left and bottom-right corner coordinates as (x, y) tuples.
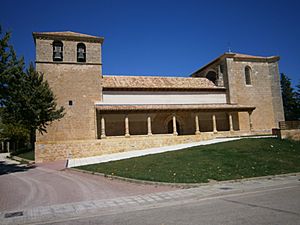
(102, 75), (223, 90)
(95, 103), (255, 112)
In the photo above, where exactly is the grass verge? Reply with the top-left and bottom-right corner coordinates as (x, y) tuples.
(15, 150), (35, 161)
(77, 138), (300, 183)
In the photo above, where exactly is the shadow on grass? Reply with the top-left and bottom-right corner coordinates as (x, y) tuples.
(0, 160), (35, 175)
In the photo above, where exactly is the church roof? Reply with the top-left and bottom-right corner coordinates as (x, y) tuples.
(190, 52), (280, 76)
(32, 31), (104, 43)
(102, 75), (224, 90)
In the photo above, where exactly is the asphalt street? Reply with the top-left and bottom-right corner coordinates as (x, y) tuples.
(46, 183), (300, 225)
(1, 154), (299, 225)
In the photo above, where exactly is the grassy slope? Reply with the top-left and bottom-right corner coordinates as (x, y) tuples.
(16, 150), (35, 161)
(77, 138), (300, 183)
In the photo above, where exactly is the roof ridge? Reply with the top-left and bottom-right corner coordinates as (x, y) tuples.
(32, 31), (103, 39)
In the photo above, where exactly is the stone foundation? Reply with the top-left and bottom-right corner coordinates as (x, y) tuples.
(279, 129), (300, 141)
(36, 133), (218, 162)
(35, 130), (269, 163)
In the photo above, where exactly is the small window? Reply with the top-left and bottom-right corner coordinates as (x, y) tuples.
(53, 41), (63, 61)
(245, 66), (252, 85)
(77, 43), (86, 62)
(68, 100), (73, 106)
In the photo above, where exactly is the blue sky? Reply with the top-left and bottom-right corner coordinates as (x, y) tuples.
(1, 0), (300, 86)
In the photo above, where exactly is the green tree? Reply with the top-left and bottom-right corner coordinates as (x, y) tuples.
(0, 121), (29, 151)
(280, 73), (298, 120)
(0, 26), (28, 149)
(0, 26), (65, 150)
(0, 26), (24, 106)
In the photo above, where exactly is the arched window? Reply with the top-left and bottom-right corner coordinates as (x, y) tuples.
(206, 71), (217, 85)
(53, 41), (63, 61)
(77, 43), (86, 62)
(245, 66), (252, 85)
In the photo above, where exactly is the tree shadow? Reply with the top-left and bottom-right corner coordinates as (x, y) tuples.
(0, 161), (35, 175)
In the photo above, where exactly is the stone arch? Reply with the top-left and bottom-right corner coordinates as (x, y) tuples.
(205, 70), (218, 85)
(164, 114), (184, 135)
(52, 40), (63, 61)
(77, 43), (86, 62)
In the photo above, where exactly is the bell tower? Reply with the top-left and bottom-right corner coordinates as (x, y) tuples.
(33, 31), (104, 143)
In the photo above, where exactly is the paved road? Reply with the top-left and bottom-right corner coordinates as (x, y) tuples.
(1, 154), (300, 225)
(49, 184), (300, 225)
(1, 173), (299, 225)
(0, 155), (175, 212)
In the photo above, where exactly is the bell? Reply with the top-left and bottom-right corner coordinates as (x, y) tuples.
(78, 51), (85, 60)
(53, 46), (62, 60)
(54, 51), (62, 60)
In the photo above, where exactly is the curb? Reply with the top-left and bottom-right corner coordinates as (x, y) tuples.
(67, 168), (300, 189)
(10, 155), (35, 164)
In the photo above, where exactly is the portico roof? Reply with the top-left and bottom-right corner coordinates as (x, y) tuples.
(95, 103), (255, 112)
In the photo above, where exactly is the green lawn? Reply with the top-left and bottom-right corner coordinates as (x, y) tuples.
(77, 138), (300, 183)
(16, 150), (35, 161)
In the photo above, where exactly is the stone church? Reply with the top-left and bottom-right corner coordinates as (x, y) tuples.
(32, 31), (284, 162)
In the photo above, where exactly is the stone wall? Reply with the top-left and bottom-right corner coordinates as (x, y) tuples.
(36, 63), (102, 142)
(35, 37), (103, 142)
(268, 62), (285, 124)
(225, 58), (281, 132)
(35, 133), (217, 162)
(35, 39), (101, 64)
(279, 129), (300, 141)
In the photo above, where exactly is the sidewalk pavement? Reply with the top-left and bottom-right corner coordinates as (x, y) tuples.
(1, 172), (299, 225)
(68, 136), (275, 168)
(0, 153), (19, 165)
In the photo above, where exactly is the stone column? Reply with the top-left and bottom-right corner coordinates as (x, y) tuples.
(248, 111), (253, 131)
(195, 114), (200, 135)
(212, 114), (217, 133)
(229, 113), (234, 132)
(172, 114), (178, 135)
(125, 115), (130, 137)
(100, 116), (106, 139)
(147, 115), (152, 136)
(1, 142), (4, 152)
